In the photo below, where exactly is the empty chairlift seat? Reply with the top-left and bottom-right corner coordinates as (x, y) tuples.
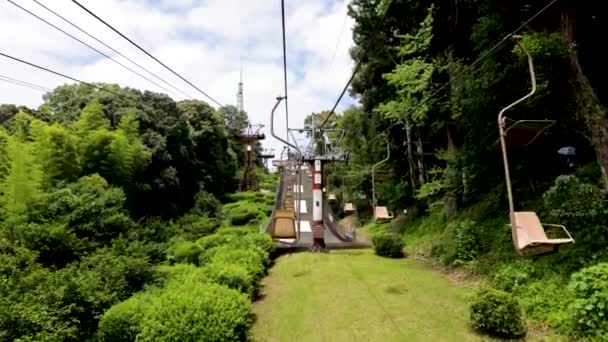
(328, 193), (337, 201)
(512, 211), (574, 256)
(344, 202), (356, 213)
(272, 209), (297, 239)
(374, 206), (393, 222)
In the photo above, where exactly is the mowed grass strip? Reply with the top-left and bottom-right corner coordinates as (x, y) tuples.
(252, 250), (486, 342)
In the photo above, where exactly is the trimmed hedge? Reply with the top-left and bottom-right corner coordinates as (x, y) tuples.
(97, 292), (152, 342)
(168, 240), (202, 266)
(197, 233), (229, 251)
(469, 288), (527, 338)
(203, 261), (256, 297)
(371, 232), (404, 258)
(204, 246), (266, 280)
(138, 282), (252, 342)
(98, 281), (252, 342)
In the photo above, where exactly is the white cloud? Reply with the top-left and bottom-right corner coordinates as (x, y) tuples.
(0, 0), (357, 159)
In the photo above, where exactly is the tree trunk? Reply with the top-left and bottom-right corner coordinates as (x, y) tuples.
(404, 119), (417, 188)
(444, 125), (458, 219)
(416, 129), (426, 185)
(561, 3), (608, 189)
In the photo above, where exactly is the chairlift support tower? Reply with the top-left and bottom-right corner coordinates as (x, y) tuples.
(236, 124), (265, 191)
(289, 113), (347, 251)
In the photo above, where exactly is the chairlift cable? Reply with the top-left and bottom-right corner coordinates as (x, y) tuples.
(0, 52), (137, 101)
(6, 0), (185, 100)
(30, 0), (195, 100)
(71, 0), (223, 107)
(0, 74), (52, 92)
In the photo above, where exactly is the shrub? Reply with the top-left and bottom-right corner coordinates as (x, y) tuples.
(204, 246), (266, 280)
(197, 233), (229, 251)
(469, 288), (527, 338)
(567, 263), (608, 338)
(97, 292), (152, 342)
(215, 226), (256, 236)
(168, 240), (202, 266)
(172, 215), (221, 241)
(543, 175), (607, 229)
(156, 264), (209, 284)
(138, 282), (252, 342)
(371, 232), (404, 258)
(202, 261), (256, 297)
(492, 260), (535, 292)
(225, 204), (265, 226)
(12, 222), (83, 268)
(242, 232), (276, 257)
(190, 190), (222, 218)
(518, 277), (573, 328)
(452, 219), (480, 262)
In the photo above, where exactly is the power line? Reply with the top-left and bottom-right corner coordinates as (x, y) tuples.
(366, 0), (559, 145)
(71, 0), (223, 108)
(319, 0), (392, 128)
(0, 74), (51, 92)
(0, 52), (135, 101)
(6, 0), (183, 100)
(280, 0), (289, 143)
(30, 0), (195, 100)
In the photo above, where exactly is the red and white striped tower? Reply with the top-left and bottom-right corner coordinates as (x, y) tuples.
(311, 159), (325, 251)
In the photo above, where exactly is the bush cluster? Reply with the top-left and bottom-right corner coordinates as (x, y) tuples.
(99, 229), (273, 341)
(469, 287), (527, 338)
(98, 282), (252, 342)
(567, 263), (608, 338)
(492, 260), (535, 292)
(371, 231), (404, 258)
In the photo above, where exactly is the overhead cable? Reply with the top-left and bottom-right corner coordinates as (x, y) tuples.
(0, 52), (135, 100)
(71, 0), (223, 107)
(0, 74), (51, 92)
(318, 0), (392, 128)
(31, 0), (195, 100)
(6, 0), (183, 99)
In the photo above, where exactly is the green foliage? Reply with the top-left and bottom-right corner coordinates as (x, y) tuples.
(190, 190), (223, 218)
(371, 231), (405, 258)
(492, 260), (535, 293)
(202, 261), (256, 297)
(567, 263), (608, 337)
(204, 246), (266, 280)
(543, 175), (607, 229)
(172, 214), (221, 241)
(452, 219), (480, 262)
(97, 291), (152, 342)
(0, 131), (43, 223)
(518, 277), (573, 328)
(223, 200), (269, 226)
(169, 240), (202, 266)
(197, 233), (229, 251)
(138, 281), (252, 342)
(469, 288), (527, 338)
(12, 222), (82, 268)
(378, 6), (436, 124)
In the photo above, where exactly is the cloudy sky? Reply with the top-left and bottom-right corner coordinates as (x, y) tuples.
(0, 0), (356, 156)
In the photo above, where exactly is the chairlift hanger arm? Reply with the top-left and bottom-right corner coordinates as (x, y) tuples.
(498, 36), (537, 125)
(372, 135), (390, 210)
